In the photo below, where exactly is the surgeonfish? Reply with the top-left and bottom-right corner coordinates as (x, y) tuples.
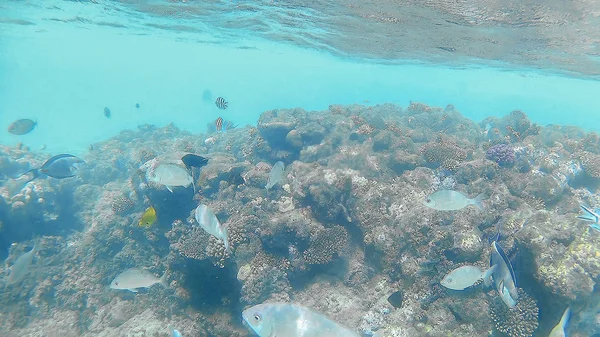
(266, 161), (285, 190)
(549, 307), (571, 337)
(423, 190), (484, 211)
(168, 325), (182, 337)
(441, 265), (496, 290)
(487, 241), (518, 308)
(8, 118), (37, 135)
(16, 154), (85, 183)
(215, 97), (228, 110)
(242, 302), (360, 337)
(138, 206), (157, 227)
(6, 242), (37, 285)
(577, 205), (600, 232)
(194, 204), (231, 254)
(109, 268), (168, 293)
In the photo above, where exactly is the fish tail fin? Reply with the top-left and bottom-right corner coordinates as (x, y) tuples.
(560, 307), (571, 329)
(159, 271), (169, 288)
(482, 265), (496, 287)
(472, 193), (485, 210)
(578, 205), (599, 223)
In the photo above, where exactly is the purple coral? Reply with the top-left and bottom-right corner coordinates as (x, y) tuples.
(486, 144), (516, 167)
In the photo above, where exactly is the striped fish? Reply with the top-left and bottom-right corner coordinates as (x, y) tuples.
(215, 117), (224, 132)
(215, 97), (228, 110)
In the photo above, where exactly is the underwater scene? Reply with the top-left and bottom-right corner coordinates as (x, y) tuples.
(2, 1), (600, 337)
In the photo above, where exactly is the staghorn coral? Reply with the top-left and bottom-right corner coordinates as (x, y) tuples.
(419, 136), (468, 170)
(489, 288), (539, 337)
(303, 225), (349, 265)
(110, 195), (134, 215)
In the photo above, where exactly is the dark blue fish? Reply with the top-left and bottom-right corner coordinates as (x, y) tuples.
(215, 97), (228, 110)
(135, 103), (140, 109)
(104, 107), (111, 118)
(16, 154), (85, 183)
(487, 241), (518, 308)
(181, 154), (208, 170)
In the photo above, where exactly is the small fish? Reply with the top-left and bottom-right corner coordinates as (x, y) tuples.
(242, 302), (360, 337)
(109, 268), (168, 293)
(145, 162), (194, 193)
(577, 205), (600, 232)
(168, 325), (182, 337)
(387, 290), (403, 308)
(549, 307), (571, 337)
(104, 107), (111, 118)
(266, 161), (285, 190)
(215, 97), (228, 110)
(487, 241), (518, 308)
(138, 206), (157, 227)
(215, 117), (225, 133)
(6, 242), (37, 285)
(16, 154), (85, 183)
(181, 154), (208, 170)
(8, 119), (37, 135)
(441, 265), (496, 290)
(194, 204), (231, 254)
(423, 190), (484, 211)
(135, 103), (140, 109)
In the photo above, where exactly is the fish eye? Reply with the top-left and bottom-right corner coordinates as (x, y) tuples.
(426, 198), (431, 203)
(253, 313), (262, 322)
(115, 282), (119, 286)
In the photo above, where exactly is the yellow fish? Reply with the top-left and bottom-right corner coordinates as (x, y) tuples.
(138, 206), (157, 227)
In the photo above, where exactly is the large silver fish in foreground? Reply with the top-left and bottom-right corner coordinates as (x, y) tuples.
(485, 241), (518, 308)
(194, 204), (231, 254)
(242, 302), (360, 337)
(141, 156), (195, 193)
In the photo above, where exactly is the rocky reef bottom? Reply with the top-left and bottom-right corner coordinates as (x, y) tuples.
(1, 102), (600, 337)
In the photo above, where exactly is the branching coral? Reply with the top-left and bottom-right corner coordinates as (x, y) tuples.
(110, 195), (134, 215)
(489, 288), (539, 337)
(303, 225), (349, 265)
(576, 151), (600, 178)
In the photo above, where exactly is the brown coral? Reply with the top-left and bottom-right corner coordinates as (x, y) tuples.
(489, 288), (539, 337)
(303, 225), (349, 265)
(420, 136), (468, 171)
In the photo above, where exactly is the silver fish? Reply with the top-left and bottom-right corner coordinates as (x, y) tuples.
(549, 307), (570, 337)
(441, 265), (495, 290)
(109, 268), (168, 293)
(194, 204), (231, 254)
(146, 162), (194, 193)
(486, 241), (518, 308)
(242, 302), (360, 337)
(423, 190), (484, 211)
(266, 161), (285, 190)
(168, 325), (182, 337)
(6, 242), (37, 285)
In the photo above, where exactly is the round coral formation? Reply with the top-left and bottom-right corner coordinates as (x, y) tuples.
(303, 225), (349, 265)
(110, 195), (134, 215)
(489, 288), (539, 337)
(486, 144), (516, 167)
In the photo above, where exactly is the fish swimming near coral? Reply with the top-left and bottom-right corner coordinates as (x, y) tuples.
(6, 241), (37, 285)
(181, 154), (209, 170)
(387, 290), (403, 308)
(109, 268), (168, 293)
(194, 204), (231, 254)
(266, 161), (285, 190)
(8, 118), (37, 135)
(138, 206), (157, 227)
(207, 118), (237, 133)
(242, 302), (360, 337)
(577, 205), (600, 232)
(215, 96), (228, 110)
(144, 160), (194, 193)
(168, 325), (182, 337)
(549, 307), (570, 337)
(486, 241), (518, 308)
(441, 265), (496, 290)
(16, 154), (86, 183)
(423, 189), (484, 211)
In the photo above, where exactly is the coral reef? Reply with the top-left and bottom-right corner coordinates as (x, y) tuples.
(1, 102), (599, 337)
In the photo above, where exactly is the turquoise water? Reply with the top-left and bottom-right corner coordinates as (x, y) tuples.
(2, 1), (600, 337)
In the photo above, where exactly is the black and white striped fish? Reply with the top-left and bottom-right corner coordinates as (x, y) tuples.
(215, 117), (224, 132)
(215, 97), (228, 110)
